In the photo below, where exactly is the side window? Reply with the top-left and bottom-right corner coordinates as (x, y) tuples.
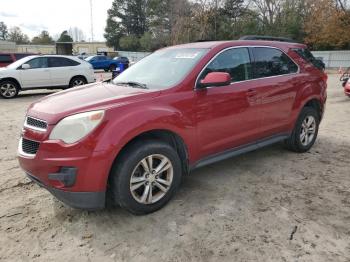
(0, 54), (13, 63)
(200, 48), (252, 83)
(49, 57), (80, 67)
(253, 47), (298, 78)
(98, 56), (106, 61)
(26, 58), (49, 69)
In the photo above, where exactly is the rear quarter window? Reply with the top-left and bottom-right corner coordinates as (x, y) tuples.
(252, 47), (298, 78)
(0, 54), (13, 63)
(292, 48), (325, 70)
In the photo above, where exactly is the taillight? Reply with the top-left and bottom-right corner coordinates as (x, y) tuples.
(322, 72), (328, 82)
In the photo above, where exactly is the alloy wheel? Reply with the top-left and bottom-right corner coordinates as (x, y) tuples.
(0, 83), (17, 98)
(130, 154), (173, 205)
(72, 79), (85, 86)
(300, 115), (316, 146)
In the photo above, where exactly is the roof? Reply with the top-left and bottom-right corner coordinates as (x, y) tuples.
(167, 40), (306, 51)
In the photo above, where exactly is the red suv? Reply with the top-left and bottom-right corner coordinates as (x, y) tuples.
(0, 53), (36, 67)
(18, 39), (327, 214)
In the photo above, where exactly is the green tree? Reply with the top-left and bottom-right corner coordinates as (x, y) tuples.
(105, 0), (149, 49)
(8, 27), (30, 44)
(31, 30), (54, 44)
(57, 30), (73, 42)
(119, 35), (140, 50)
(0, 21), (8, 40)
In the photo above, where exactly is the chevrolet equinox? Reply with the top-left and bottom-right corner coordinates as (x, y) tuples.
(18, 39), (327, 214)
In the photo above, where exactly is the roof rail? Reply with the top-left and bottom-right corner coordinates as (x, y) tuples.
(239, 35), (299, 43)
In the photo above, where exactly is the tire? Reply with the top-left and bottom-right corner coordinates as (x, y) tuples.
(104, 69), (109, 72)
(109, 64), (116, 72)
(0, 80), (19, 99)
(69, 76), (87, 88)
(285, 107), (320, 153)
(110, 140), (182, 215)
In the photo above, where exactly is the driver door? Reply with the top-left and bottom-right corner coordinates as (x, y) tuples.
(19, 57), (51, 88)
(195, 47), (263, 159)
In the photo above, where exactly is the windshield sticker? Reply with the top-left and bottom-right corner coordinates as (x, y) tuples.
(175, 52), (200, 59)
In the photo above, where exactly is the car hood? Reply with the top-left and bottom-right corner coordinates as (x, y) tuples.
(27, 82), (161, 124)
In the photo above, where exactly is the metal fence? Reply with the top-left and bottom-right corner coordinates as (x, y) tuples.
(117, 51), (151, 62)
(312, 51), (350, 69)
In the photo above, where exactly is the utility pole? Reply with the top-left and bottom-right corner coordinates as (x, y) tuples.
(90, 0), (94, 42)
(214, 0), (218, 40)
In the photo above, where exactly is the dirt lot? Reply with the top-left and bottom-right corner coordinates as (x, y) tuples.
(0, 74), (349, 262)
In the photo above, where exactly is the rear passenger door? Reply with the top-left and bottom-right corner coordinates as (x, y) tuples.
(49, 57), (80, 86)
(195, 47), (262, 158)
(251, 47), (300, 137)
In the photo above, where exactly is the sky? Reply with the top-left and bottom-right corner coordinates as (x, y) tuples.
(0, 0), (113, 41)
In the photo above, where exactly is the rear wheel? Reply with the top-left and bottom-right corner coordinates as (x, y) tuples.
(69, 76), (87, 88)
(110, 140), (182, 215)
(285, 107), (319, 153)
(0, 80), (19, 99)
(109, 64), (116, 72)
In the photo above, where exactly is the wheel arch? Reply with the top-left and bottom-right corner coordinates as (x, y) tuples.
(70, 75), (87, 83)
(108, 129), (190, 183)
(0, 77), (22, 90)
(302, 98), (323, 120)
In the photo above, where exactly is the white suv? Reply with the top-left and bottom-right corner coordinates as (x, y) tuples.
(0, 55), (96, 98)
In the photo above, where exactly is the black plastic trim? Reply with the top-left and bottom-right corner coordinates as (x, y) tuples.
(190, 134), (289, 170)
(48, 167), (77, 187)
(26, 173), (105, 210)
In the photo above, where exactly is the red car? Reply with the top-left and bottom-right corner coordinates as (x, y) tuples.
(345, 80), (350, 97)
(18, 38), (327, 214)
(0, 53), (36, 67)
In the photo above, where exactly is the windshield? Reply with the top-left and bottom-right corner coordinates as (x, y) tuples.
(6, 56), (35, 69)
(113, 48), (208, 89)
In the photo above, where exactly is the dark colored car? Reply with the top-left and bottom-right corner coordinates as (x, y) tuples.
(18, 39), (327, 214)
(0, 53), (36, 67)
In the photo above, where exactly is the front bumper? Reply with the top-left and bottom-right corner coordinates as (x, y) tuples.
(26, 173), (105, 210)
(17, 124), (114, 210)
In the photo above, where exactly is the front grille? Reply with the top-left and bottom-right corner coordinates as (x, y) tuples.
(22, 138), (40, 155)
(25, 116), (47, 131)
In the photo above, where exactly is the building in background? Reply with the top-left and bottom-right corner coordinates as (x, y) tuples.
(0, 40), (16, 52)
(16, 44), (55, 54)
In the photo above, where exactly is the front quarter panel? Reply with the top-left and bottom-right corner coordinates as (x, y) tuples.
(93, 91), (198, 187)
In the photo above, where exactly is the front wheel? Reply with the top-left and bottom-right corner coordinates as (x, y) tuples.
(110, 140), (182, 215)
(0, 80), (19, 99)
(285, 107), (320, 153)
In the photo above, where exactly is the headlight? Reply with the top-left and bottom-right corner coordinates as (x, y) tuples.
(49, 110), (105, 144)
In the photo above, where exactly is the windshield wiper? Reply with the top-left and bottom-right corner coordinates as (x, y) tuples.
(114, 81), (148, 89)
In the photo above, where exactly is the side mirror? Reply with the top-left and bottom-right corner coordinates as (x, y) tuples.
(21, 64), (31, 70)
(198, 72), (231, 88)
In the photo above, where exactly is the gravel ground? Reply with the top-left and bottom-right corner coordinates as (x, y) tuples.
(0, 74), (349, 262)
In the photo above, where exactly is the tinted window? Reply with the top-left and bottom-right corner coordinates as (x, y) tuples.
(200, 48), (252, 83)
(98, 56), (107, 61)
(49, 57), (80, 67)
(14, 54), (31, 60)
(253, 47), (298, 78)
(293, 48), (325, 70)
(0, 54), (13, 63)
(26, 57), (49, 69)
